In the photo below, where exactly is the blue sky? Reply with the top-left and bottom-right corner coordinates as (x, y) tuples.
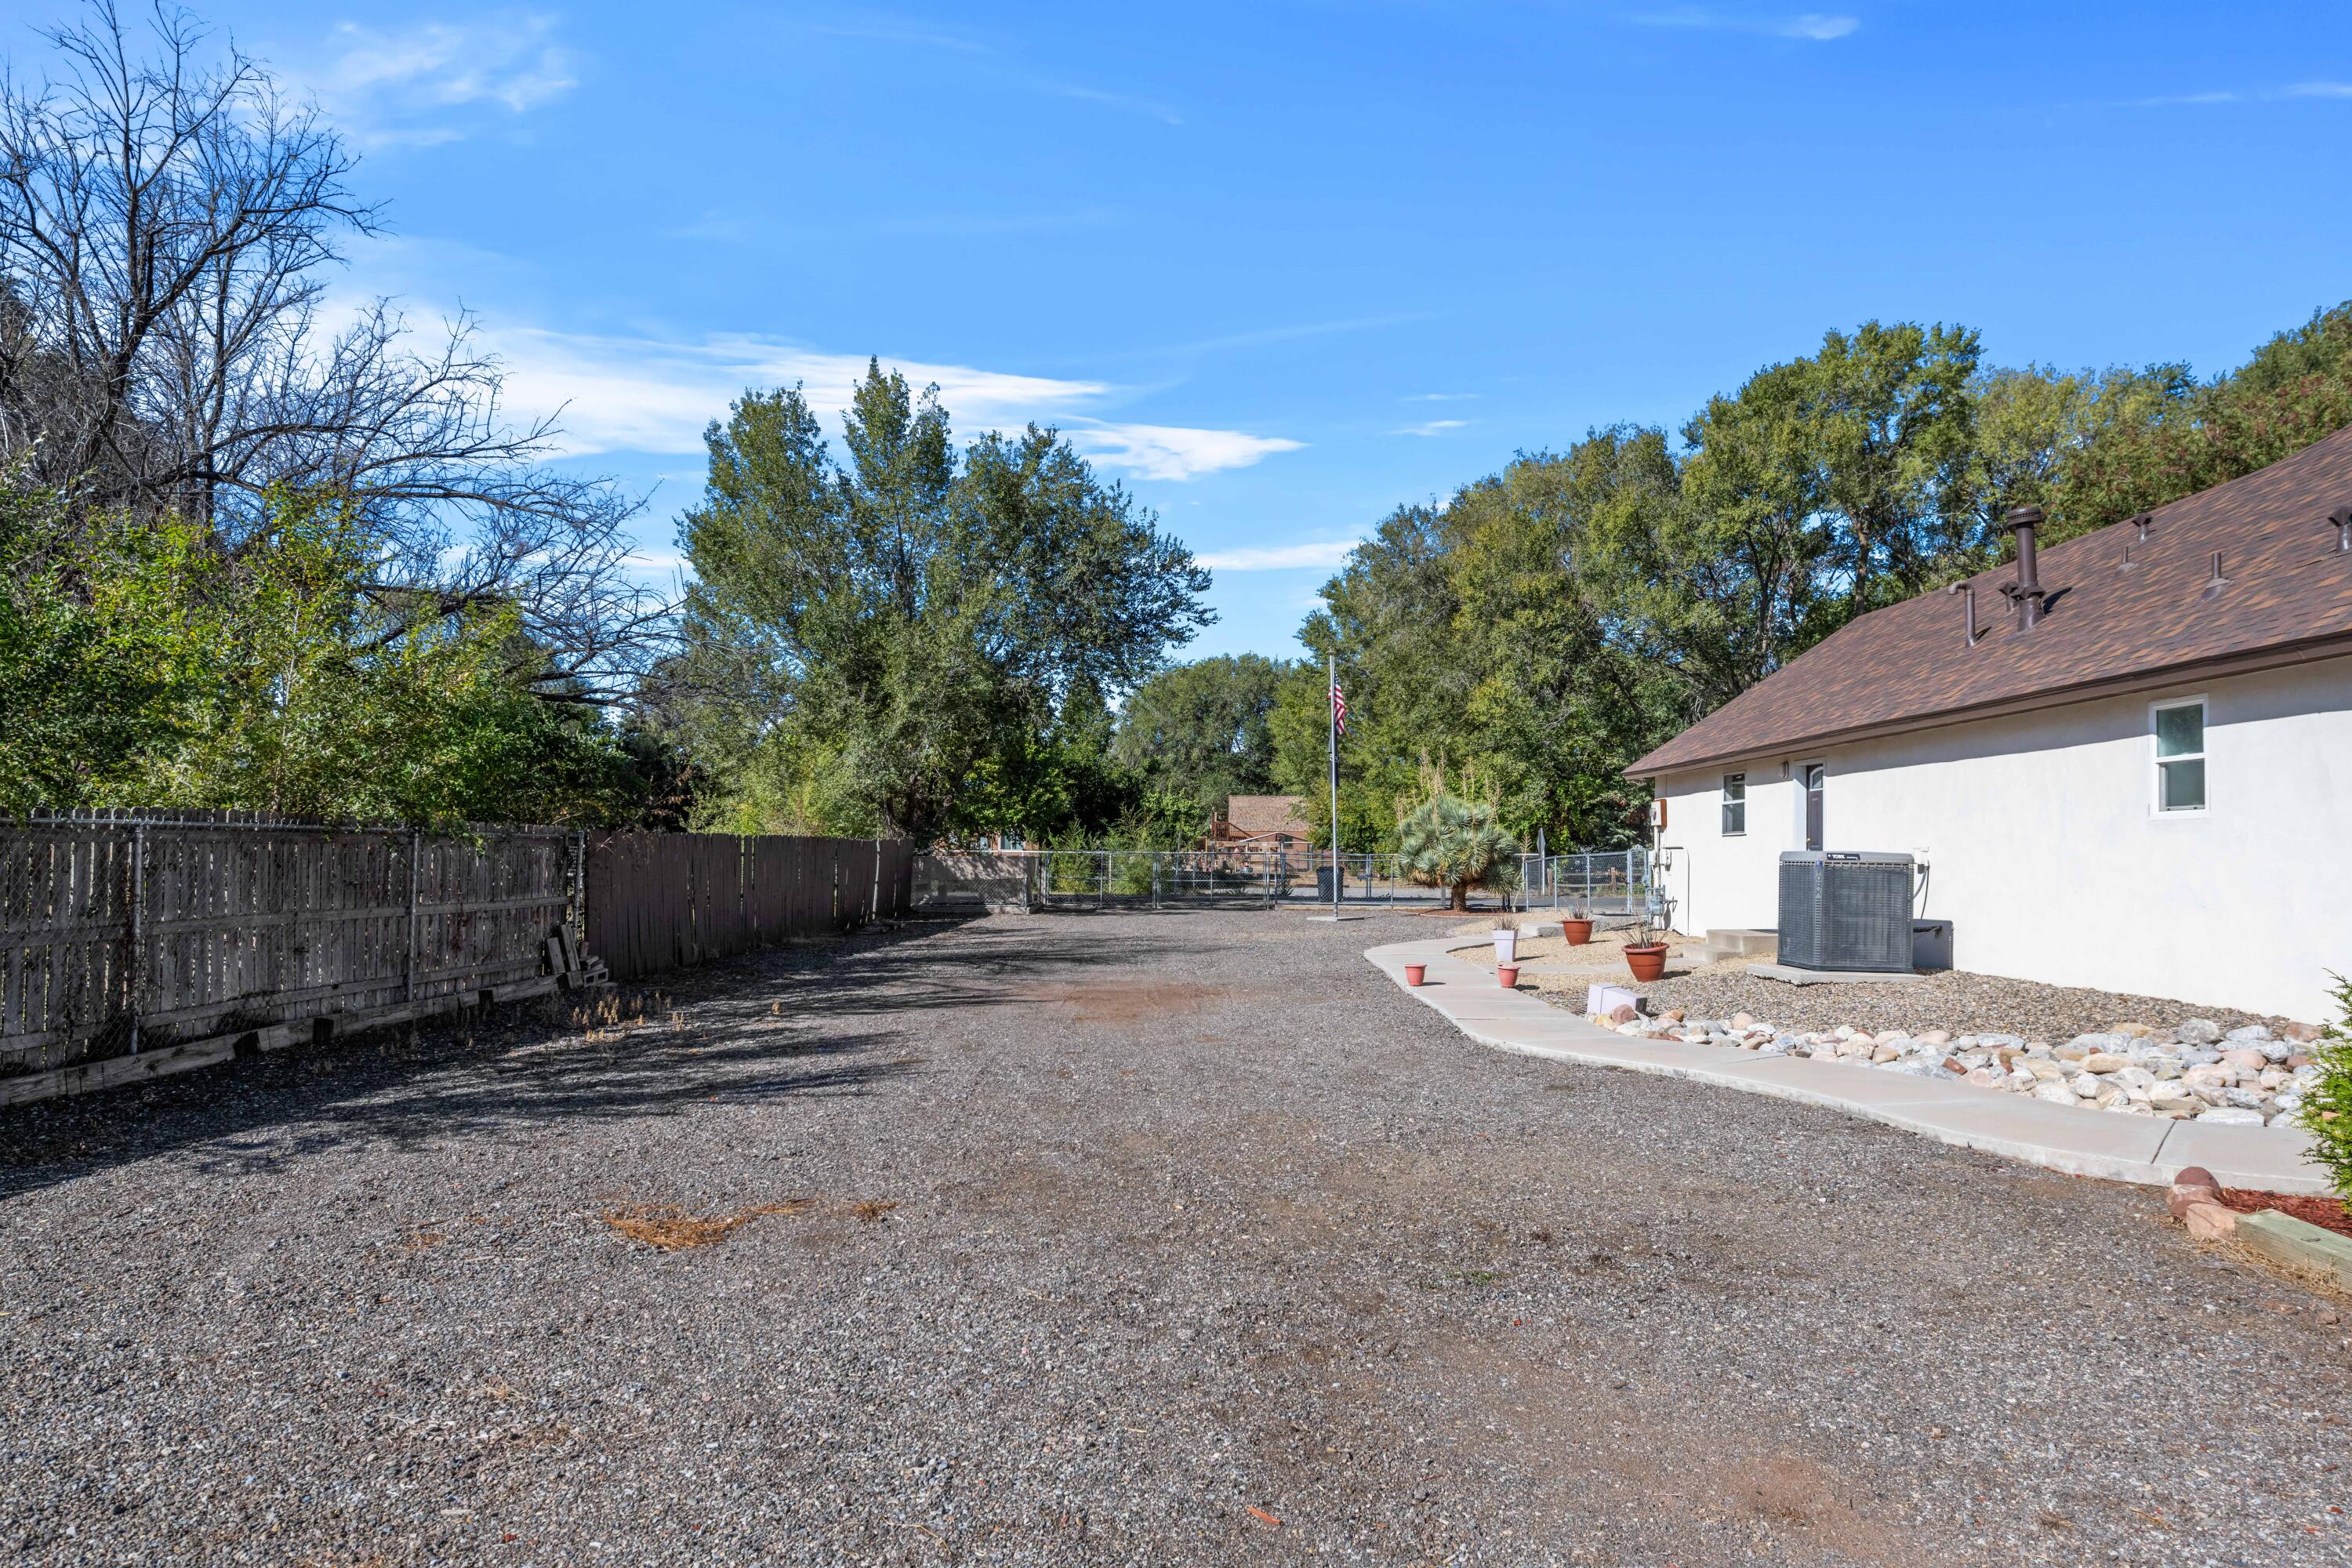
(21, 2), (2348, 660)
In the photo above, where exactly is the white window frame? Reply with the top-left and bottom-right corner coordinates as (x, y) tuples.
(1720, 772), (1747, 837)
(2150, 695), (2208, 818)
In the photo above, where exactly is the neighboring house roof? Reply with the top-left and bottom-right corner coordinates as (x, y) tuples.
(1222, 794), (1307, 839)
(1629, 425), (2352, 776)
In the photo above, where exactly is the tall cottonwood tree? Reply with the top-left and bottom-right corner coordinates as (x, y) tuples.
(668, 363), (1211, 842)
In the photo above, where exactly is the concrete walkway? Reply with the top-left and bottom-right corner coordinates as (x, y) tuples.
(1368, 936), (2334, 1194)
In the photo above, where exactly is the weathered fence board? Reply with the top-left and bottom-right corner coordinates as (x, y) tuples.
(0, 818), (572, 1076)
(582, 833), (913, 983)
(0, 812), (916, 1087)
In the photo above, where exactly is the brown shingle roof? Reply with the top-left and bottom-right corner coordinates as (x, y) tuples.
(1629, 425), (2352, 776)
(1222, 794), (1306, 838)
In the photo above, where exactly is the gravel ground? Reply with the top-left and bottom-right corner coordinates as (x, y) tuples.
(1450, 924), (2306, 1039)
(3, 910), (2348, 1567)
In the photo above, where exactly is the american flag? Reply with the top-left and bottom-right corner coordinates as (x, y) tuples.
(1330, 680), (1348, 735)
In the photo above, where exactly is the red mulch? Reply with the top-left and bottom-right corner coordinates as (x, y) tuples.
(2219, 1189), (2352, 1240)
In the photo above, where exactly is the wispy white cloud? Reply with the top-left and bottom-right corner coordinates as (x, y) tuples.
(471, 325), (1296, 481)
(293, 14), (578, 147)
(1062, 423), (1304, 482)
(2126, 81), (2352, 108)
(1394, 419), (1468, 437)
(1195, 539), (1360, 572)
(1628, 7), (1860, 42)
(1777, 13), (1859, 40)
(786, 13), (1181, 124)
(1406, 392), (1478, 402)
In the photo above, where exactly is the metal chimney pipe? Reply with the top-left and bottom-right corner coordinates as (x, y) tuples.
(2332, 506), (2352, 553)
(2003, 504), (2047, 630)
(1944, 580), (1982, 644)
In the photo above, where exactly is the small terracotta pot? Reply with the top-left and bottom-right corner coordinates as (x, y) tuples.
(1559, 918), (1593, 946)
(1624, 943), (1668, 982)
(1404, 964), (1426, 986)
(1497, 964), (1521, 989)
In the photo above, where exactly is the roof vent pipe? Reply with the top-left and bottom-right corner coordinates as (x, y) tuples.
(2132, 513), (2154, 543)
(1945, 581), (1984, 645)
(2001, 505), (2047, 630)
(2332, 506), (2352, 553)
(2201, 550), (2231, 601)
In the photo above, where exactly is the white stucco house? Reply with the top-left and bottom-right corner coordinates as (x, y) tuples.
(1628, 426), (2352, 1025)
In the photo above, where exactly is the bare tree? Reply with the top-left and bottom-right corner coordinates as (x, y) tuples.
(0, 0), (668, 691)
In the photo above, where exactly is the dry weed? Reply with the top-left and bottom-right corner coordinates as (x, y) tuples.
(600, 1199), (815, 1251)
(850, 1199), (900, 1225)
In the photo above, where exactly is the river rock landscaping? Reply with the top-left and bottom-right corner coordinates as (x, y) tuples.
(1447, 926), (2328, 1129)
(1588, 1009), (2324, 1127)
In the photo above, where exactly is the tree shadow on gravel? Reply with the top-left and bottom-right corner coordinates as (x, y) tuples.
(0, 910), (1293, 1203)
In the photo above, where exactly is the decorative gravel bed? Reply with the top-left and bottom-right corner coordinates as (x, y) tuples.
(1453, 923), (2325, 1128)
(1638, 967), (2303, 1042)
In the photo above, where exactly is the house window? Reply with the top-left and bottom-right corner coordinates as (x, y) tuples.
(1721, 773), (1747, 836)
(2153, 699), (2205, 813)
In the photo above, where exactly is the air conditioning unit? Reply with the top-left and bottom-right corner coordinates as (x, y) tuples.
(1777, 851), (1915, 972)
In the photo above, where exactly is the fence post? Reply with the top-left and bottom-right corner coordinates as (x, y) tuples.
(406, 828), (422, 1004)
(128, 822), (146, 1054)
(569, 832), (586, 953)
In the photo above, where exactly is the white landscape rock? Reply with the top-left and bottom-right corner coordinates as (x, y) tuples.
(1609, 1003), (2314, 1131)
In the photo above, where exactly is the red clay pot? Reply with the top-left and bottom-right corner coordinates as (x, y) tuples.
(1623, 943), (1668, 982)
(1559, 918), (1593, 946)
(1404, 963), (1427, 986)
(1497, 964), (1521, 989)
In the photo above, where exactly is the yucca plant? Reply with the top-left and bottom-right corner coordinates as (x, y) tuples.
(1394, 753), (1520, 912)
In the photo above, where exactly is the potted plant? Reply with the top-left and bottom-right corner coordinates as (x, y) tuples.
(1491, 914), (1521, 967)
(1559, 897), (1593, 946)
(1624, 901), (1672, 983)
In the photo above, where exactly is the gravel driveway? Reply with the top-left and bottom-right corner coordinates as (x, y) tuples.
(3, 910), (2347, 1566)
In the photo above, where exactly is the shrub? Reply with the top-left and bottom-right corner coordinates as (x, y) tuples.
(2296, 973), (2352, 1214)
(1395, 755), (1521, 912)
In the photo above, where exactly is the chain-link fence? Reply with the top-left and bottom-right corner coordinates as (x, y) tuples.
(1516, 848), (1653, 916)
(919, 848), (1473, 910)
(916, 844), (1658, 914)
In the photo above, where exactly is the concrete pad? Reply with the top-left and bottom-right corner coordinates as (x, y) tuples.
(1746, 962), (1922, 985)
(1409, 993), (1552, 1021)
(1698, 1054), (1991, 1110)
(1865, 1094), (2176, 1184)
(2154, 1119), (2335, 1195)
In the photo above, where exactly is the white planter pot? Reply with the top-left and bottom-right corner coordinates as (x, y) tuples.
(1493, 927), (1518, 965)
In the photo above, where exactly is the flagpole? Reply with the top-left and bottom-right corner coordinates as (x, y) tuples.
(1327, 651), (1340, 915)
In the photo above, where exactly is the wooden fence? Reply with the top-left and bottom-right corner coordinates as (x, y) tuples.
(583, 833), (915, 982)
(0, 812), (915, 1099)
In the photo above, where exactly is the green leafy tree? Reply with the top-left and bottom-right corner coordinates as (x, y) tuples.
(2051, 302), (2352, 533)
(1112, 653), (1290, 813)
(1, 477), (643, 826)
(670, 362), (1211, 843)
(0, 480), (193, 813)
